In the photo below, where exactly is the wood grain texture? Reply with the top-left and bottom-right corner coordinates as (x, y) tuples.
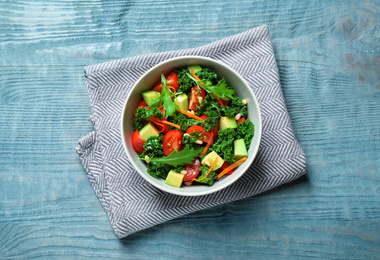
(1, 0), (379, 259)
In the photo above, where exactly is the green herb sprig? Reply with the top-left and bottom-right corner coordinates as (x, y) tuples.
(187, 73), (235, 101)
(149, 74), (179, 118)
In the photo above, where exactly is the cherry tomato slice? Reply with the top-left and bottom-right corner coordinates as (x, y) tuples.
(166, 72), (179, 89)
(131, 130), (145, 154)
(152, 83), (162, 93)
(184, 158), (201, 181)
(199, 115), (218, 141)
(153, 72), (179, 93)
(237, 117), (246, 124)
(163, 130), (183, 155)
(188, 85), (206, 111)
(220, 162), (235, 175)
(186, 125), (212, 144)
(200, 115), (207, 121)
(134, 100), (149, 114)
(136, 100), (148, 109)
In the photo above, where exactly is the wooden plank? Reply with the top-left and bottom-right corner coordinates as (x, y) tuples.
(0, 0), (379, 258)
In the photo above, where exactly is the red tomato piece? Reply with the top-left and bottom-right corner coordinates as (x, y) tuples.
(153, 72), (179, 93)
(188, 85), (206, 111)
(184, 158), (201, 181)
(186, 125), (213, 144)
(237, 117), (246, 124)
(131, 130), (145, 154)
(199, 115), (207, 121)
(211, 127), (218, 140)
(166, 72), (179, 89)
(163, 130), (183, 155)
(220, 162), (235, 175)
(199, 115), (218, 141)
(213, 93), (229, 107)
(134, 100), (148, 114)
(152, 83), (162, 93)
(136, 100), (148, 109)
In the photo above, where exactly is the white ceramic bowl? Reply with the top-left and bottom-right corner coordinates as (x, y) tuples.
(121, 56), (262, 196)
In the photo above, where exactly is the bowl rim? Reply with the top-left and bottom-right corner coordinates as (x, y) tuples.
(120, 55), (262, 196)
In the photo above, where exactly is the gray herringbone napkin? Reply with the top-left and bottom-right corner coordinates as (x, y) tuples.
(76, 25), (307, 238)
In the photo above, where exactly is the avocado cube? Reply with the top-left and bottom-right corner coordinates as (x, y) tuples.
(219, 116), (238, 131)
(234, 139), (248, 160)
(142, 90), (160, 106)
(165, 170), (184, 188)
(201, 151), (224, 171)
(187, 65), (202, 74)
(140, 123), (159, 141)
(174, 93), (188, 111)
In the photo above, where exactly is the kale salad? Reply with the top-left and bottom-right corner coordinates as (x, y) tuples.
(131, 65), (254, 188)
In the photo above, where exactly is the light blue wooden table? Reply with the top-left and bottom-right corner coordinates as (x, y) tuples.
(1, 0), (379, 259)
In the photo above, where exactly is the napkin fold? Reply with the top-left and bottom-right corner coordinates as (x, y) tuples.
(76, 25), (307, 238)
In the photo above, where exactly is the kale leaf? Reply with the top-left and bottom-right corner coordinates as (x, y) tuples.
(175, 68), (194, 94)
(236, 119), (254, 149)
(222, 96), (247, 118)
(210, 119), (254, 164)
(141, 135), (165, 157)
(175, 67), (218, 94)
(196, 95), (222, 131)
(138, 135), (168, 179)
(133, 107), (163, 131)
(194, 165), (219, 185)
(169, 112), (199, 133)
(211, 128), (237, 164)
(182, 131), (203, 150)
(146, 162), (172, 179)
(195, 68), (218, 84)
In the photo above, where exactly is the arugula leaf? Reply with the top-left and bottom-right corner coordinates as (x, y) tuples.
(149, 74), (179, 118)
(187, 73), (235, 101)
(140, 147), (203, 167)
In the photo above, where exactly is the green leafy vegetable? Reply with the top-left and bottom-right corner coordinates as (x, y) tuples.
(236, 119), (254, 149)
(149, 74), (179, 118)
(140, 146), (203, 167)
(187, 73), (235, 101)
(194, 165), (219, 185)
(211, 128), (236, 163)
(196, 95), (222, 131)
(146, 162), (173, 179)
(133, 107), (163, 131)
(210, 119), (254, 163)
(222, 96), (247, 118)
(175, 68), (194, 94)
(175, 68), (219, 94)
(139, 135), (177, 179)
(195, 68), (218, 84)
(140, 135), (165, 157)
(203, 78), (236, 101)
(169, 112), (199, 133)
(182, 131), (203, 150)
